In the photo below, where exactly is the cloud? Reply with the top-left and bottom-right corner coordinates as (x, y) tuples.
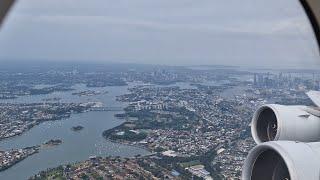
(12, 0), (312, 37)
(0, 0), (318, 68)
(12, 13), (312, 37)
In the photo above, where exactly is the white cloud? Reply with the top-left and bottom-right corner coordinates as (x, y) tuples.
(11, 13), (312, 37)
(0, 0), (318, 67)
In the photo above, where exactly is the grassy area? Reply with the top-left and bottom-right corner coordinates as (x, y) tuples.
(179, 160), (201, 168)
(30, 166), (66, 180)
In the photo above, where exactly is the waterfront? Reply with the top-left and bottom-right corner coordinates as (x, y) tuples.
(0, 84), (150, 180)
(0, 64), (314, 179)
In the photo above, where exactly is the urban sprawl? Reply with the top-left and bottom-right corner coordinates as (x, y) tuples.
(0, 64), (317, 179)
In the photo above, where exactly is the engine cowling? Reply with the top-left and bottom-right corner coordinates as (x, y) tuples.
(242, 141), (320, 180)
(251, 104), (320, 144)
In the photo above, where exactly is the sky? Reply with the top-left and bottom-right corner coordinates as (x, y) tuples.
(0, 0), (319, 68)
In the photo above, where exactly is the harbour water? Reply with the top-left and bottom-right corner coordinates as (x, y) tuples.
(0, 84), (149, 180)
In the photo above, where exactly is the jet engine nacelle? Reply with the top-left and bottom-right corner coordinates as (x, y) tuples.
(242, 141), (320, 180)
(251, 104), (320, 144)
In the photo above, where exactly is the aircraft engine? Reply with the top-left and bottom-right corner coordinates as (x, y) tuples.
(251, 104), (320, 144)
(242, 141), (320, 180)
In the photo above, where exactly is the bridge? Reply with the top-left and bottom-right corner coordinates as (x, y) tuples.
(90, 107), (124, 112)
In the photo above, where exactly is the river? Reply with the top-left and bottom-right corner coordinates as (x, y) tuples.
(0, 84), (149, 180)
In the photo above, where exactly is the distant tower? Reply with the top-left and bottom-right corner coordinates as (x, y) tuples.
(315, 80), (320, 90)
(278, 73), (283, 87)
(258, 74), (264, 87)
(254, 74), (257, 86)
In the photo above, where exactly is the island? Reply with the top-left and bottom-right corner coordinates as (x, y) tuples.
(71, 125), (84, 132)
(30, 85), (74, 95)
(43, 139), (63, 147)
(72, 90), (108, 97)
(42, 97), (62, 102)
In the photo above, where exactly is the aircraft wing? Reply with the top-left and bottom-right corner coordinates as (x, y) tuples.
(307, 91), (320, 107)
(0, 0), (15, 27)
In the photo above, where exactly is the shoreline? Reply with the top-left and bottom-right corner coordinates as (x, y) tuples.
(0, 107), (95, 143)
(106, 138), (151, 153)
(102, 122), (152, 153)
(0, 147), (39, 172)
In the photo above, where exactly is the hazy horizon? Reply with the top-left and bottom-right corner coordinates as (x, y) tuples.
(0, 0), (319, 68)
(1, 2), (320, 179)
(1, 60), (320, 71)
